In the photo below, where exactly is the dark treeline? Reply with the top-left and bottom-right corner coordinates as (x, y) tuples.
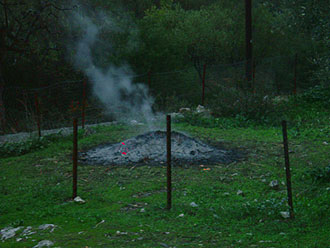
(0, 0), (329, 92)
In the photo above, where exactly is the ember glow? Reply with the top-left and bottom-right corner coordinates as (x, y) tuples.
(119, 142), (129, 156)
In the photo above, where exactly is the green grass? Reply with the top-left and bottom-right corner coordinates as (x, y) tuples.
(1, 119), (330, 247)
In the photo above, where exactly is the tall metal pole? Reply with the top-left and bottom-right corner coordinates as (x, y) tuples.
(245, 0), (253, 87)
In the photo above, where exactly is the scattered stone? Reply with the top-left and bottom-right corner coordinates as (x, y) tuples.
(22, 226), (35, 237)
(261, 179), (267, 183)
(323, 141), (328, 145)
(279, 232), (286, 235)
(213, 214), (220, 219)
(177, 214), (184, 218)
(246, 233), (253, 236)
(280, 211), (290, 219)
(116, 231), (128, 235)
(16, 238), (23, 242)
(130, 120), (143, 126)
(164, 232), (170, 235)
(190, 202), (198, 208)
(259, 240), (272, 243)
(179, 108), (191, 113)
(94, 220), (105, 228)
(140, 208), (146, 213)
(33, 240), (54, 247)
(281, 181), (285, 186)
(0, 227), (23, 241)
(196, 105), (211, 117)
(38, 224), (57, 233)
(272, 95), (288, 104)
(237, 190), (244, 196)
(269, 180), (279, 189)
(196, 105), (205, 113)
(160, 243), (170, 248)
(73, 196), (86, 204)
(171, 113), (184, 119)
(78, 231), (84, 235)
(137, 237), (143, 241)
(223, 192), (230, 196)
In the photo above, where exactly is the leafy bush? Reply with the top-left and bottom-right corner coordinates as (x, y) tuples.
(298, 85), (330, 106)
(207, 84), (277, 121)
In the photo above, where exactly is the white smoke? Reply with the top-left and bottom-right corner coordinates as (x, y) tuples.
(69, 7), (156, 127)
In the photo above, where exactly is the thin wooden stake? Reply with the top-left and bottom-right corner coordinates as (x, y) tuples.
(148, 71), (151, 88)
(167, 115), (172, 210)
(34, 93), (41, 138)
(72, 118), (78, 199)
(201, 64), (206, 106)
(252, 59), (256, 94)
(293, 54), (298, 95)
(0, 84), (5, 133)
(282, 120), (294, 219)
(82, 80), (87, 129)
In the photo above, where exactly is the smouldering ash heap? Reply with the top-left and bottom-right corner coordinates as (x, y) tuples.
(80, 130), (239, 166)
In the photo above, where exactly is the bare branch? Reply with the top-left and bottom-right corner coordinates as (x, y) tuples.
(3, 0), (8, 28)
(49, 3), (77, 11)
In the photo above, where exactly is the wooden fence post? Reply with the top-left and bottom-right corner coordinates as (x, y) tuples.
(34, 93), (41, 138)
(202, 64), (206, 106)
(293, 54), (297, 95)
(282, 120), (294, 219)
(252, 59), (256, 94)
(82, 80), (87, 129)
(0, 84), (5, 133)
(148, 71), (151, 88)
(72, 118), (78, 199)
(167, 115), (172, 210)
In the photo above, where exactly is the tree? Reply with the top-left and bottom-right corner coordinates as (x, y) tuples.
(0, 0), (73, 131)
(258, 0), (330, 87)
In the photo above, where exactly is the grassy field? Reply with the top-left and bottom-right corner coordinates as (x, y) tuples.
(1, 117), (330, 247)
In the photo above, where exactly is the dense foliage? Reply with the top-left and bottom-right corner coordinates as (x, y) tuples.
(0, 0), (329, 122)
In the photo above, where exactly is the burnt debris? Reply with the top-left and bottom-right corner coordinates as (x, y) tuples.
(80, 130), (241, 166)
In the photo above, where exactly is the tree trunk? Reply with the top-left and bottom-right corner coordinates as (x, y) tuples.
(0, 67), (6, 133)
(0, 27), (7, 133)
